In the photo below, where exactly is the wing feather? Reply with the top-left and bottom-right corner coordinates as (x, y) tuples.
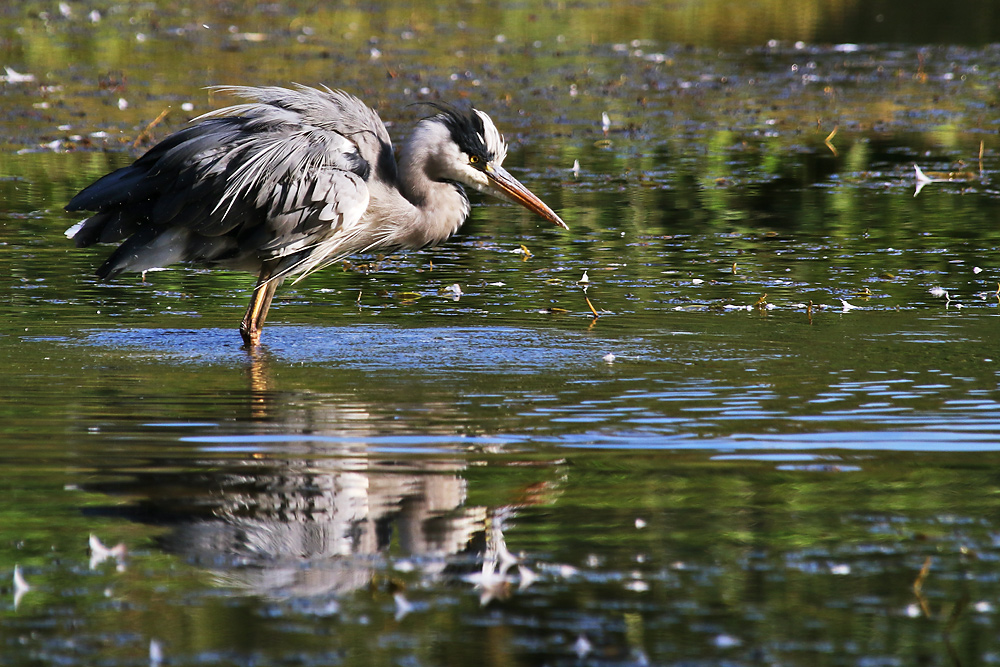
(65, 86), (388, 280)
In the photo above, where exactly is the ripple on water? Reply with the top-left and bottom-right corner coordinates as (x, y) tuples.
(48, 321), (1000, 454)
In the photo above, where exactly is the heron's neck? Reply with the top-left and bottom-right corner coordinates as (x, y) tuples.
(388, 124), (472, 248)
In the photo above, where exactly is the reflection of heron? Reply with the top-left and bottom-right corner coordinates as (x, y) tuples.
(66, 85), (567, 346)
(120, 455), (486, 598)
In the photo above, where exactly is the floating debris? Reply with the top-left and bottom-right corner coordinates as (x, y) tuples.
(929, 286), (961, 308)
(544, 562), (580, 578)
(571, 159), (580, 177)
(13, 564), (30, 609)
(90, 534), (128, 570)
(601, 112), (611, 135)
(624, 578), (649, 592)
(464, 508), (522, 606)
(578, 270), (589, 284)
(396, 291), (423, 302)
(443, 283), (462, 300)
(468, 569), (510, 606)
(1, 67), (36, 83)
(394, 592), (414, 621)
(603, 352), (616, 363)
(912, 556), (933, 618)
(839, 299), (860, 312)
(133, 108), (171, 148)
(913, 163), (976, 196)
(913, 164), (934, 196)
(150, 639), (164, 667)
(13, 564), (30, 590)
(824, 125), (838, 156)
(393, 559), (416, 573)
(518, 564), (537, 591)
(713, 634), (743, 649)
(230, 32), (268, 43)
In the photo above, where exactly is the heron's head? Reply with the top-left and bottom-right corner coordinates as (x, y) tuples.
(415, 104), (567, 229)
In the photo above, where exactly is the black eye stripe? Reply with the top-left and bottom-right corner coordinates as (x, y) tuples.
(423, 103), (497, 161)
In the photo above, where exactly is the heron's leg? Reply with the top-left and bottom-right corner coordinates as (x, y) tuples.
(240, 263), (282, 347)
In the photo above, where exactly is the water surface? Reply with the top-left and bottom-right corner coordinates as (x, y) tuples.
(2, 1), (1000, 665)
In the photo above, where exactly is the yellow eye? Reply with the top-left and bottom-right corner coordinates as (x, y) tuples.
(470, 155), (480, 165)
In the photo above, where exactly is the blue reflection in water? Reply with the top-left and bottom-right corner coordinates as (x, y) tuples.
(65, 321), (1000, 454)
(77, 324), (641, 371)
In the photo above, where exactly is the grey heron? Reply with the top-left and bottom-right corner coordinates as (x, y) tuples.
(65, 85), (567, 347)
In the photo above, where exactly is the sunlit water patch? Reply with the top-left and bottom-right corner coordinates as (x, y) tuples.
(70, 324), (649, 371)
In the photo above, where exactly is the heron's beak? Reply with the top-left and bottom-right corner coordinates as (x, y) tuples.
(485, 164), (568, 230)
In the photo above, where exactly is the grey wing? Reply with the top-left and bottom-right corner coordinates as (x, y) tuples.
(240, 164), (372, 282)
(65, 86), (383, 279)
(209, 85), (397, 184)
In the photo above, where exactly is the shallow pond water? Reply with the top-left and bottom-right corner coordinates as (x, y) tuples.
(2, 1), (1000, 666)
